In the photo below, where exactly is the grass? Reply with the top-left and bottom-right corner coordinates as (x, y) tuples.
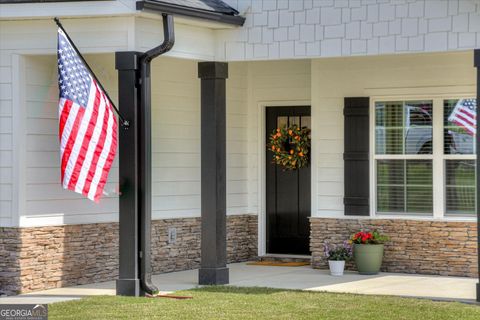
(49, 286), (479, 320)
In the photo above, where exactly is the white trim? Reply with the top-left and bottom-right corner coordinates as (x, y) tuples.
(370, 94), (476, 220)
(18, 212), (256, 228)
(432, 98), (444, 219)
(0, 1), (135, 19)
(256, 100), (312, 257)
(11, 54), (26, 228)
(369, 97), (376, 217)
(310, 215), (476, 222)
(374, 154), (434, 160)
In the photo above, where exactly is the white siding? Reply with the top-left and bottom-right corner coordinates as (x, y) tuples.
(0, 17), (132, 226)
(150, 58), (249, 219)
(14, 54), (249, 226)
(0, 17), (222, 227)
(311, 50), (476, 218)
(21, 54), (120, 227)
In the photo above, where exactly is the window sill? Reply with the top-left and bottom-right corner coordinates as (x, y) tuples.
(372, 214), (477, 222)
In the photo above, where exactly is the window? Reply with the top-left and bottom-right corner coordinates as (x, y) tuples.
(375, 101), (433, 215)
(374, 98), (476, 217)
(444, 99), (476, 216)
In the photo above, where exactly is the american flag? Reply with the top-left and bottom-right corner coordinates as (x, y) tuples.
(448, 98), (477, 136)
(57, 28), (117, 202)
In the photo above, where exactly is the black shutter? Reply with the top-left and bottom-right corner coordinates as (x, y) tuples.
(344, 97), (370, 216)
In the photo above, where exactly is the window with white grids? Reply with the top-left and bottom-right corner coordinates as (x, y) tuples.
(373, 98), (476, 218)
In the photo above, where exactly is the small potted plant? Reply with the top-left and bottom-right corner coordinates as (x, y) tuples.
(350, 230), (389, 275)
(323, 241), (352, 276)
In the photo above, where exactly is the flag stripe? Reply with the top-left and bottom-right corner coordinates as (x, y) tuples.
(458, 107), (476, 119)
(76, 85), (107, 194)
(82, 93), (109, 197)
(88, 98), (117, 201)
(57, 27), (117, 202)
(93, 96), (117, 201)
(60, 106), (85, 183)
(453, 112), (475, 128)
(59, 98), (70, 138)
(63, 83), (97, 188)
(59, 100), (77, 155)
(68, 88), (102, 191)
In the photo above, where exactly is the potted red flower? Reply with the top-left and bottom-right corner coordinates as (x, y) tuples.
(350, 230), (389, 275)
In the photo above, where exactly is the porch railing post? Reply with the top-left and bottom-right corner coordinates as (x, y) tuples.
(474, 49), (480, 303)
(198, 62), (229, 285)
(115, 51), (141, 296)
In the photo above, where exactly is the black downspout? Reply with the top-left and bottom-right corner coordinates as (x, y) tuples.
(138, 13), (175, 296)
(474, 49), (480, 303)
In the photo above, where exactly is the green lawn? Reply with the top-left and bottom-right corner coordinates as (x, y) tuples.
(49, 286), (479, 320)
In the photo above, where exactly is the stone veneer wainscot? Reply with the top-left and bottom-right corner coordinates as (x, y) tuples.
(0, 215), (257, 296)
(310, 218), (478, 278)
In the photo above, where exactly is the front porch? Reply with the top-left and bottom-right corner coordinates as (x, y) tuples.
(1, 49), (478, 296)
(1, 262), (477, 305)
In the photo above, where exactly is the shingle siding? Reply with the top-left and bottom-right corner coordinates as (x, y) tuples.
(219, 0), (480, 60)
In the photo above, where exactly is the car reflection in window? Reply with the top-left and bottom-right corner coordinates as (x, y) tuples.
(405, 104), (432, 155)
(446, 129), (474, 154)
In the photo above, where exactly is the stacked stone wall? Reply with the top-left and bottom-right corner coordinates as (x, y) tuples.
(310, 218), (477, 277)
(0, 215), (258, 295)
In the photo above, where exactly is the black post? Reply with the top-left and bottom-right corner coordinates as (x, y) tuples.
(115, 51), (141, 296)
(474, 49), (480, 303)
(198, 62), (229, 285)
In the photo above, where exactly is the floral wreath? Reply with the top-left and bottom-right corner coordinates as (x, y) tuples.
(268, 124), (311, 170)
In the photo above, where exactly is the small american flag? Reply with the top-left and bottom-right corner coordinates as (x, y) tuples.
(448, 98), (477, 136)
(57, 28), (117, 202)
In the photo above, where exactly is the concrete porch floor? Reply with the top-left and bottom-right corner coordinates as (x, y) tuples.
(1, 262), (477, 305)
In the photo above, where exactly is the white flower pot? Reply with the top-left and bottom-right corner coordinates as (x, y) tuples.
(328, 260), (345, 276)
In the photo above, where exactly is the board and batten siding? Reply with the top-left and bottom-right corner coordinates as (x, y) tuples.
(310, 50), (476, 218)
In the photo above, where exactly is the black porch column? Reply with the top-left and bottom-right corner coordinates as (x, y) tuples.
(115, 51), (141, 296)
(475, 49), (480, 303)
(198, 62), (229, 285)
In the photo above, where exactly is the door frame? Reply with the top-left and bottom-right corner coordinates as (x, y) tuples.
(257, 101), (316, 257)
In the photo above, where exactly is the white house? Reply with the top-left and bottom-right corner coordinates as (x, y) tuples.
(0, 0), (479, 295)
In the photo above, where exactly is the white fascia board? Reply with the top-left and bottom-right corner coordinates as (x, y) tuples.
(0, 0), (136, 20)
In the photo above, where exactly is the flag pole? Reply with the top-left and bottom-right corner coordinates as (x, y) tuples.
(53, 17), (130, 128)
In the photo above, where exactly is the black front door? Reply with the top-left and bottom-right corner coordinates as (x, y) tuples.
(266, 106), (311, 255)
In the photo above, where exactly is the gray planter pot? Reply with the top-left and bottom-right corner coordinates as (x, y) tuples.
(354, 243), (384, 275)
